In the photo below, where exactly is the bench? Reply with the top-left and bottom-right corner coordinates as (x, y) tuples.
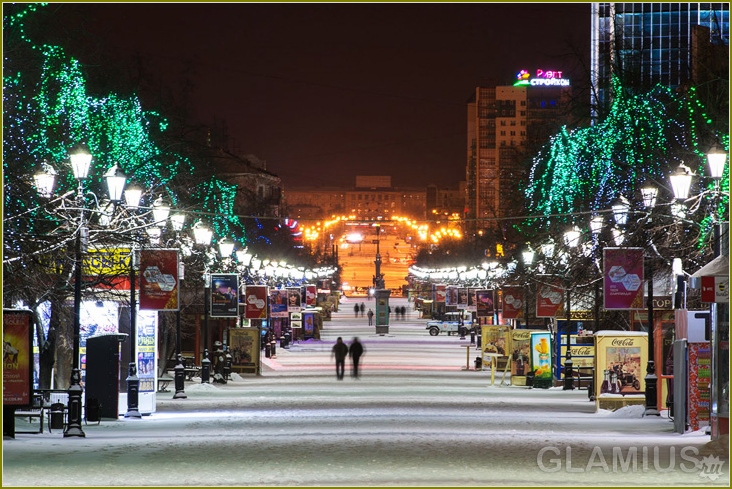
(157, 376), (174, 392)
(184, 367), (201, 381)
(14, 394), (45, 434)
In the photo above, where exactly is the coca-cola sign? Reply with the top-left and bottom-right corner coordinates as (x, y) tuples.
(611, 338), (636, 347)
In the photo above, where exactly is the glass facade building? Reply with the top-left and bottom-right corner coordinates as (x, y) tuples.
(591, 3), (729, 116)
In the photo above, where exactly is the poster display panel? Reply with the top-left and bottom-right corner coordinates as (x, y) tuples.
(3, 310), (33, 406)
(79, 300), (118, 387)
(510, 329), (539, 385)
(530, 332), (553, 388)
(481, 325), (510, 356)
(445, 286), (458, 306)
(228, 327), (260, 373)
(594, 331), (647, 397)
(556, 334), (596, 380)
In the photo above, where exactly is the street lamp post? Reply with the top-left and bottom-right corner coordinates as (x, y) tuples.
(125, 248), (142, 419)
(193, 222), (213, 383)
(171, 214), (187, 399)
(374, 224), (384, 289)
(34, 144), (132, 436)
(562, 226), (581, 391)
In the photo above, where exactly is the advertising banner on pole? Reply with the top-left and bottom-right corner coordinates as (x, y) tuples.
(305, 284), (317, 306)
(3, 309), (33, 406)
(210, 273), (239, 317)
(476, 289), (495, 318)
(536, 281), (564, 318)
(434, 284), (446, 303)
(139, 249), (179, 311)
(269, 289), (288, 318)
(446, 286), (458, 306)
(603, 247), (644, 309)
(457, 287), (469, 310)
(243, 285), (268, 320)
(287, 287), (302, 312)
(501, 287), (524, 319)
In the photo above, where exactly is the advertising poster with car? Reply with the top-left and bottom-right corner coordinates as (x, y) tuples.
(511, 329), (540, 385)
(535, 281), (565, 317)
(139, 249), (179, 311)
(210, 273), (239, 317)
(594, 331), (647, 399)
(530, 332), (553, 388)
(603, 247), (644, 309)
(475, 289), (495, 318)
(268, 288), (287, 318)
(3, 309), (33, 406)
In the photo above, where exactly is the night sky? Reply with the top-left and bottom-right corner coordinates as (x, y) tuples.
(39, 2), (592, 189)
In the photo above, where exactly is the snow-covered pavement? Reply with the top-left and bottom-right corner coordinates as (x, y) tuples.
(3, 297), (729, 486)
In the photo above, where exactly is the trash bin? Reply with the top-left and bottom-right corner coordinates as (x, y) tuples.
(49, 403), (65, 431)
(474, 356), (482, 370)
(85, 398), (101, 424)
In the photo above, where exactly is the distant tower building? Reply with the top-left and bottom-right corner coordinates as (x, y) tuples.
(591, 3), (729, 118)
(465, 72), (573, 238)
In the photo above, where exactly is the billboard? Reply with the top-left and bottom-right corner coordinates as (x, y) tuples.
(536, 281), (564, 318)
(501, 287), (524, 319)
(3, 310), (33, 406)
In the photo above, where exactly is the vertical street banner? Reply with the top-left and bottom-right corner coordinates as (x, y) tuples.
(3, 310), (33, 406)
(446, 286), (458, 306)
(305, 284), (317, 306)
(475, 289), (495, 318)
(536, 281), (564, 318)
(244, 285), (268, 319)
(139, 249), (179, 311)
(434, 284), (446, 303)
(136, 311), (158, 396)
(457, 287), (469, 309)
(269, 289), (288, 318)
(210, 273), (239, 317)
(603, 247), (644, 309)
(501, 287), (524, 319)
(287, 287), (302, 312)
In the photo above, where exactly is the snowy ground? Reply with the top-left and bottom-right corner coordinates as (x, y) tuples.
(3, 297), (729, 487)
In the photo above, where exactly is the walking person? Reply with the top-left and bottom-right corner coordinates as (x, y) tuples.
(331, 337), (348, 380)
(359, 302), (365, 317)
(367, 308), (374, 326)
(349, 337), (365, 379)
(353, 303), (359, 318)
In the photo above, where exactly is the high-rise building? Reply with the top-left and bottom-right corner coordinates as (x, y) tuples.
(465, 72), (573, 238)
(591, 3), (729, 117)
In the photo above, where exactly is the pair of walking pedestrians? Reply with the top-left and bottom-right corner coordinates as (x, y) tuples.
(330, 337), (365, 380)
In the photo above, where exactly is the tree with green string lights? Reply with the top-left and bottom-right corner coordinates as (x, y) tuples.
(524, 76), (727, 251)
(3, 3), (251, 388)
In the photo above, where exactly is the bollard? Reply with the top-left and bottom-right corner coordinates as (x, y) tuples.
(284, 331), (291, 349)
(470, 329), (476, 345)
(270, 340), (276, 358)
(201, 349), (211, 383)
(224, 347), (232, 381)
(265, 343), (271, 358)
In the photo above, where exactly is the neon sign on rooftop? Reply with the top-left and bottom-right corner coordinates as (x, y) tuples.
(514, 69), (570, 87)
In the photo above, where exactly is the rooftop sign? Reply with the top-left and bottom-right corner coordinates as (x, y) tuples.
(514, 69), (570, 87)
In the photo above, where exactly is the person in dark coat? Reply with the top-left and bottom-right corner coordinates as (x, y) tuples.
(348, 337), (365, 379)
(331, 337), (348, 380)
(354, 304), (360, 317)
(359, 302), (365, 317)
